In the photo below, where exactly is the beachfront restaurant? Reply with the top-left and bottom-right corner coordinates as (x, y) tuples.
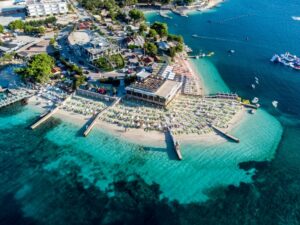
(125, 76), (182, 106)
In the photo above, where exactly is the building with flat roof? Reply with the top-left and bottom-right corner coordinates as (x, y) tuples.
(67, 30), (120, 62)
(125, 76), (182, 106)
(26, 0), (68, 17)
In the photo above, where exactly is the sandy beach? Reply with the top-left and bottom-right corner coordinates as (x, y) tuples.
(186, 58), (205, 95)
(26, 94), (246, 148)
(205, 0), (224, 10)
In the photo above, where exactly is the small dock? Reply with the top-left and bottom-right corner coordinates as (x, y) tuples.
(83, 97), (121, 137)
(83, 110), (104, 137)
(30, 106), (60, 129)
(242, 103), (258, 109)
(211, 125), (240, 143)
(166, 127), (183, 160)
(30, 94), (73, 129)
(188, 54), (202, 59)
(0, 92), (33, 109)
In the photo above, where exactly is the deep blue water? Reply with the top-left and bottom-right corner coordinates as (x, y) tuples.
(1, 0), (300, 224)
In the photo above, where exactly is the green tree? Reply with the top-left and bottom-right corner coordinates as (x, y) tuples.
(122, 0), (137, 6)
(17, 53), (55, 83)
(168, 46), (177, 58)
(94, 57), (113, 72)
(148, 29), (158, 39)
(8, 20), (24, 30)
(167, 34), (184, 43)
(50, 37), (56, 46)
(110, 54), (124, 69)
(175, 43), (184, 52)
(73, 75), (86, 89)
(144, 42), (158, 56)
(0, 25), (4, 33)
(0, 53), (15, 64)
(139, 23), (147, 33)
(150, 22), (168, 37)
(38, 26), (46, 34)
(161, 0), (171, 4)
(129, 9), (145, 22)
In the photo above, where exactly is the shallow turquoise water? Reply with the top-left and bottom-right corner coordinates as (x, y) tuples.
(191, 58), (229, 94)
(31, 106), (281, 203)
(1, 0), (300, 223)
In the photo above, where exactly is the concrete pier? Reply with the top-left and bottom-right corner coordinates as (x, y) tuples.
(166, 127), (183, 160)
(83, 97), (121, 137)
(83, 110), (104, 137)
(0, 93), (33, 109)
(242, 103), (258, 109)
(211, 125), (240, 143)
(30, 106), (59, 129)
(30, 94), (73, 129)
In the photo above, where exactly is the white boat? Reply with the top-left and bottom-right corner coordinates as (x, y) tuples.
(251, 84), (256, 89)
(255, 76), (259, 81)
(271, 54), (279, 62)
(272, 100), (278, 108)
(292, 16), (300, 21)
(252, 97), (259, 104)
(255, 80), (259, 85)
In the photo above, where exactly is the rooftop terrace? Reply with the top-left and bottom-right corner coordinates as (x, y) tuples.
(129, 76), (165, 93)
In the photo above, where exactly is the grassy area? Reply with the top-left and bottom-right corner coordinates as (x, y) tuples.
(94, 54), (124, 72)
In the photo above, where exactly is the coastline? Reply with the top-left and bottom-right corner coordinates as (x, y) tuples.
(27, 95), (247, 148)
(186, 58), (205, 95)
(143, 0), (224, 17)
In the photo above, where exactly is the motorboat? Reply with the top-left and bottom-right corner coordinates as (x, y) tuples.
(249, 109), (256, 114)
(272, 100), (278, 108)
(252, 97), (259, 104)
(271, 52), (300, 71)
(292, 16), (300, 21)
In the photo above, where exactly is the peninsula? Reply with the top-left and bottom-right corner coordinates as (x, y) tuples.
(0, 0), (254, 159)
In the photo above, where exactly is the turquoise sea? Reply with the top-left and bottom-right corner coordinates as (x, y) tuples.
(1, 0), (300, 224)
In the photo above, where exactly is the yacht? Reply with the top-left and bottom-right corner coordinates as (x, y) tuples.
(271, 52), (300, 71)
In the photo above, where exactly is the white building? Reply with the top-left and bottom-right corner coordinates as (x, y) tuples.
(26, 0), (68, 17)
(67, 30), (120, 62)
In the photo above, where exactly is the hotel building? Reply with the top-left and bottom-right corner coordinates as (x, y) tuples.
(26, 0), (68, 17)
(67, 30), (120, 63)
(125, 76), (182, 107)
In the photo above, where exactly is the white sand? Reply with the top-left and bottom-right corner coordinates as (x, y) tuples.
(48, 102), (246, 147)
